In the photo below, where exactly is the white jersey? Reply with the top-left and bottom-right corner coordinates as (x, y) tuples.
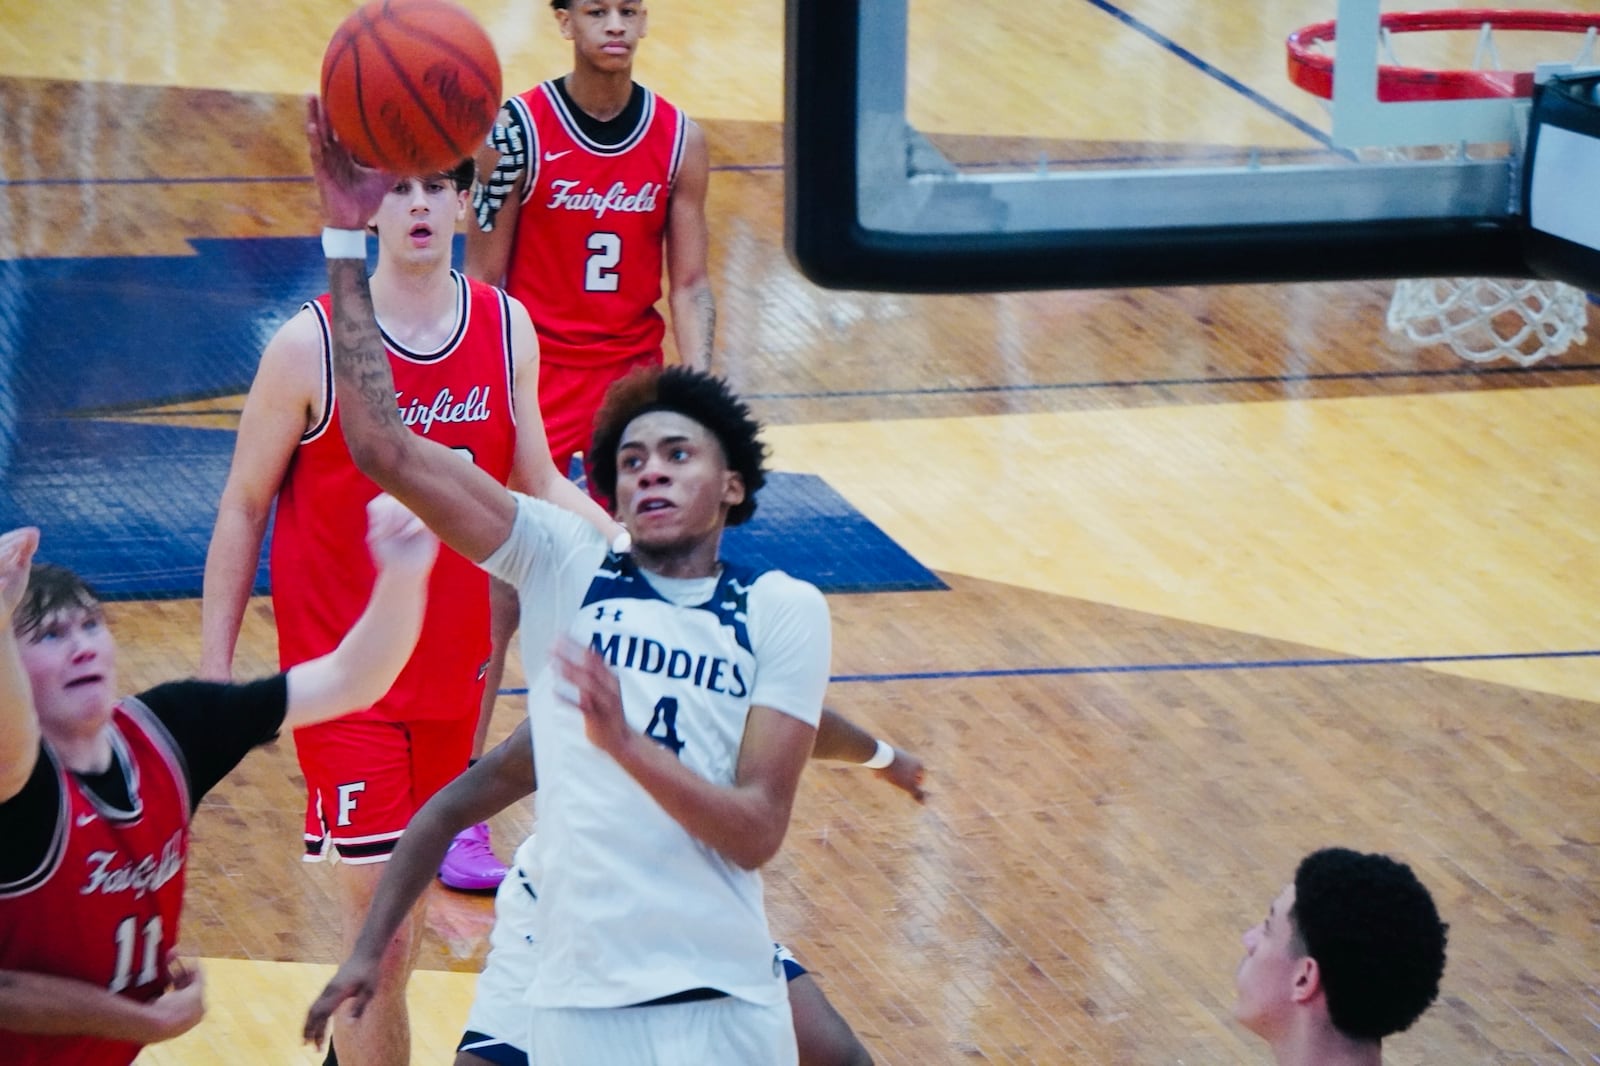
(483, 494), (830, 1009)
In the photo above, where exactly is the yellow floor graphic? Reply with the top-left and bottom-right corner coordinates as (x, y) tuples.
(138, 957), (478, 1066)
(766, 385), (1600, 703)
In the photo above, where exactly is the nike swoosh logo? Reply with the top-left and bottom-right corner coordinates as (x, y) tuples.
(76, 813), (97, 827)
(543, 150), (572, 162)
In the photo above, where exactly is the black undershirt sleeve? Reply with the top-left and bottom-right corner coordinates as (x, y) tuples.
(0, 675), (291, 884)
(0, 747), (58, 887)
(137, 675), (289, 809)
(0, 675), (291, 883)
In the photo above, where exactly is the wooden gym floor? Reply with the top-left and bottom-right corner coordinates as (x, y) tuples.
(2, 1), (1598, 1062)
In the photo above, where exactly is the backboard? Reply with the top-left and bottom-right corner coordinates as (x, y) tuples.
(785, 0), (1600, 292)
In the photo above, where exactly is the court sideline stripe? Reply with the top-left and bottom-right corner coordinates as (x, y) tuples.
(497, 647), (1600, 695)
(745, 361), (1600, 402)
(80, 359), (1600, 422)
(829, 648), (1600, 684)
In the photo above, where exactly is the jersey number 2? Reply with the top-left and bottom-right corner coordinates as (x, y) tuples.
(586, 232), (621, 292)
(110, 914), (163, 992)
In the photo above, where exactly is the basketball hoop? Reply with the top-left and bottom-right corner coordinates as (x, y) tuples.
(1286, 9), (1599, 366)
(1287, 10), (1600, 102)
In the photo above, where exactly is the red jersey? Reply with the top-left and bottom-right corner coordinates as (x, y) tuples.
(0, 701), (190, 1066)
(504, 80), (686, 370)
(271, 272), (517, 722)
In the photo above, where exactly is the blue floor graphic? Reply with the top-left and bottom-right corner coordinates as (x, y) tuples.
(0, 238), (943, 598)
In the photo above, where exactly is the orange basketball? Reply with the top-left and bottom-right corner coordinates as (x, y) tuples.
(320, 0), (502, 174)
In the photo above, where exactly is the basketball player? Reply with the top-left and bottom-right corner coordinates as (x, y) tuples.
(199, 157), (620, 1064)
(0, 496), (436, 1066)
(304, 710), (926, 1066)
(456, 0), (715, 885)
(468, 0), (715, 457)
(1234, 847), (1448, 1065)
(309, 90), (830, 1058)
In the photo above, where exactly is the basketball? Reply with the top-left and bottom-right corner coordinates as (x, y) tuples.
(320, 0), (502, 174)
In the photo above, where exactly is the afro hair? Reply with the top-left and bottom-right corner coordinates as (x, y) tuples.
(1291, 847), (1448, 1041)
(588, 365), (769, 527)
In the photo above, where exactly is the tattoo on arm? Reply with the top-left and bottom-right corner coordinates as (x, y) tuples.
(326, 259), (402, 436)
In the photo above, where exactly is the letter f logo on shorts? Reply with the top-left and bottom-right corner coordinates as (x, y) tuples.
(336, 782), (367, 828)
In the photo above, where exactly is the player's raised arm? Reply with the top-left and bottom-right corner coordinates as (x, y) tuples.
(0, 527), (42, 802)
(279, 495), (438, 730)
(306, 96), (518, 564)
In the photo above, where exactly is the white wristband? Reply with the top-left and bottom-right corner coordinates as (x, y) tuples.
(321, 227), (367, 259)
(862, 738), (895, 770)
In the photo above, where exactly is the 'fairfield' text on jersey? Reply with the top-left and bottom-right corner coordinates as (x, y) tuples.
(546, 180), (661, 218)
(395, 386), (493, 433)
(80, 830), (184, 901)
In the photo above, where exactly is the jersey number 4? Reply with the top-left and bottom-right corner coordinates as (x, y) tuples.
(110, 914), (163, 992)
(645, 695), (685, 756)
(586, 232), (621, 292)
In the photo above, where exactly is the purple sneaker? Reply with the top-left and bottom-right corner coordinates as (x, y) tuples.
(438, 822), (507, 892)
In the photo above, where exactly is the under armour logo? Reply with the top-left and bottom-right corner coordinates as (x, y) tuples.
(544, 149), (572, 162)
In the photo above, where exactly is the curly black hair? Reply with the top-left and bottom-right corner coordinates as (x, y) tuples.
(588, 366), (768, 527)
(13, 563), (101, 639)
(1291, 847), (1448, 1042)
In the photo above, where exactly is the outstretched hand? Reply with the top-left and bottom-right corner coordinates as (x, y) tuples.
(305, 94), (393, 230)
(303, 954), (380, 1051)
(366, 493), (440, 577)
(877, 746), (927, 803)
(0, 527), (40, 628)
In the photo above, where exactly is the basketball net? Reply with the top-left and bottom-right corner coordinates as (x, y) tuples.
(1325, 16), (1593, 366)
(1386, 275), (1588, 367)
(1379, 135), (1588, 368)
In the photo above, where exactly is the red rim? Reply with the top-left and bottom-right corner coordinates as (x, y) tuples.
(1287, 9), (1600, 102)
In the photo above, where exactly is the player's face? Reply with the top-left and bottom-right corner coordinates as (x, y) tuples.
(613, 410), (742, 555)
(17, 604), (119, 734)
(1232, 882), (1304, 1040)
(369, 173), (467, 265)
(558, 0), (648, 71)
